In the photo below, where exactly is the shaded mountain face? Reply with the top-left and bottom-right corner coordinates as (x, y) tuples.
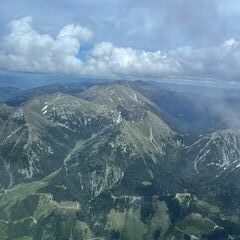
(185, 129), (240, 213)
(0, 87), (23, 102)
(129, 81), (240, 135)
(0, 80), (240, 239)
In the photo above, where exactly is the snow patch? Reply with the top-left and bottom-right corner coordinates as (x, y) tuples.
(115, 112), (122, 124)
(41, 102), (48, 115)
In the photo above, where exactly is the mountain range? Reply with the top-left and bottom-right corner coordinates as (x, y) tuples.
(0, 80), (240, 240)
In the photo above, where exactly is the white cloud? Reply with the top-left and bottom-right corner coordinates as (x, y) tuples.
(84, 39), (240, 80)
(1, 17), (240, 80)
(0, 17), (93, 74)
(57, 24), (93, 42)
(171, 38), (240, 79)
(84, 42), (183, 77)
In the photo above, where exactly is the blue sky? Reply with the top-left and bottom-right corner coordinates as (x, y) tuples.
(1, 0), (240, 81)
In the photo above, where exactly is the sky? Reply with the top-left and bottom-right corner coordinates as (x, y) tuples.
(0, 0), (240, 82)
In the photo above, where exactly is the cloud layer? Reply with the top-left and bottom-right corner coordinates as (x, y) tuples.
(0, 17), (240, 80)
(2, 0), (240, 50)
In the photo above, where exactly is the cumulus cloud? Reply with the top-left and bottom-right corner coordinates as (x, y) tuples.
(85, 42), (183, 77)
(85, 38), (240, 80)
(0, 16), (93, 74)
(1, 17), (240, 80)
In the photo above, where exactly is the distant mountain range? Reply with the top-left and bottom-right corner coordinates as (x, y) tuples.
(0, 80), (240, 239)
